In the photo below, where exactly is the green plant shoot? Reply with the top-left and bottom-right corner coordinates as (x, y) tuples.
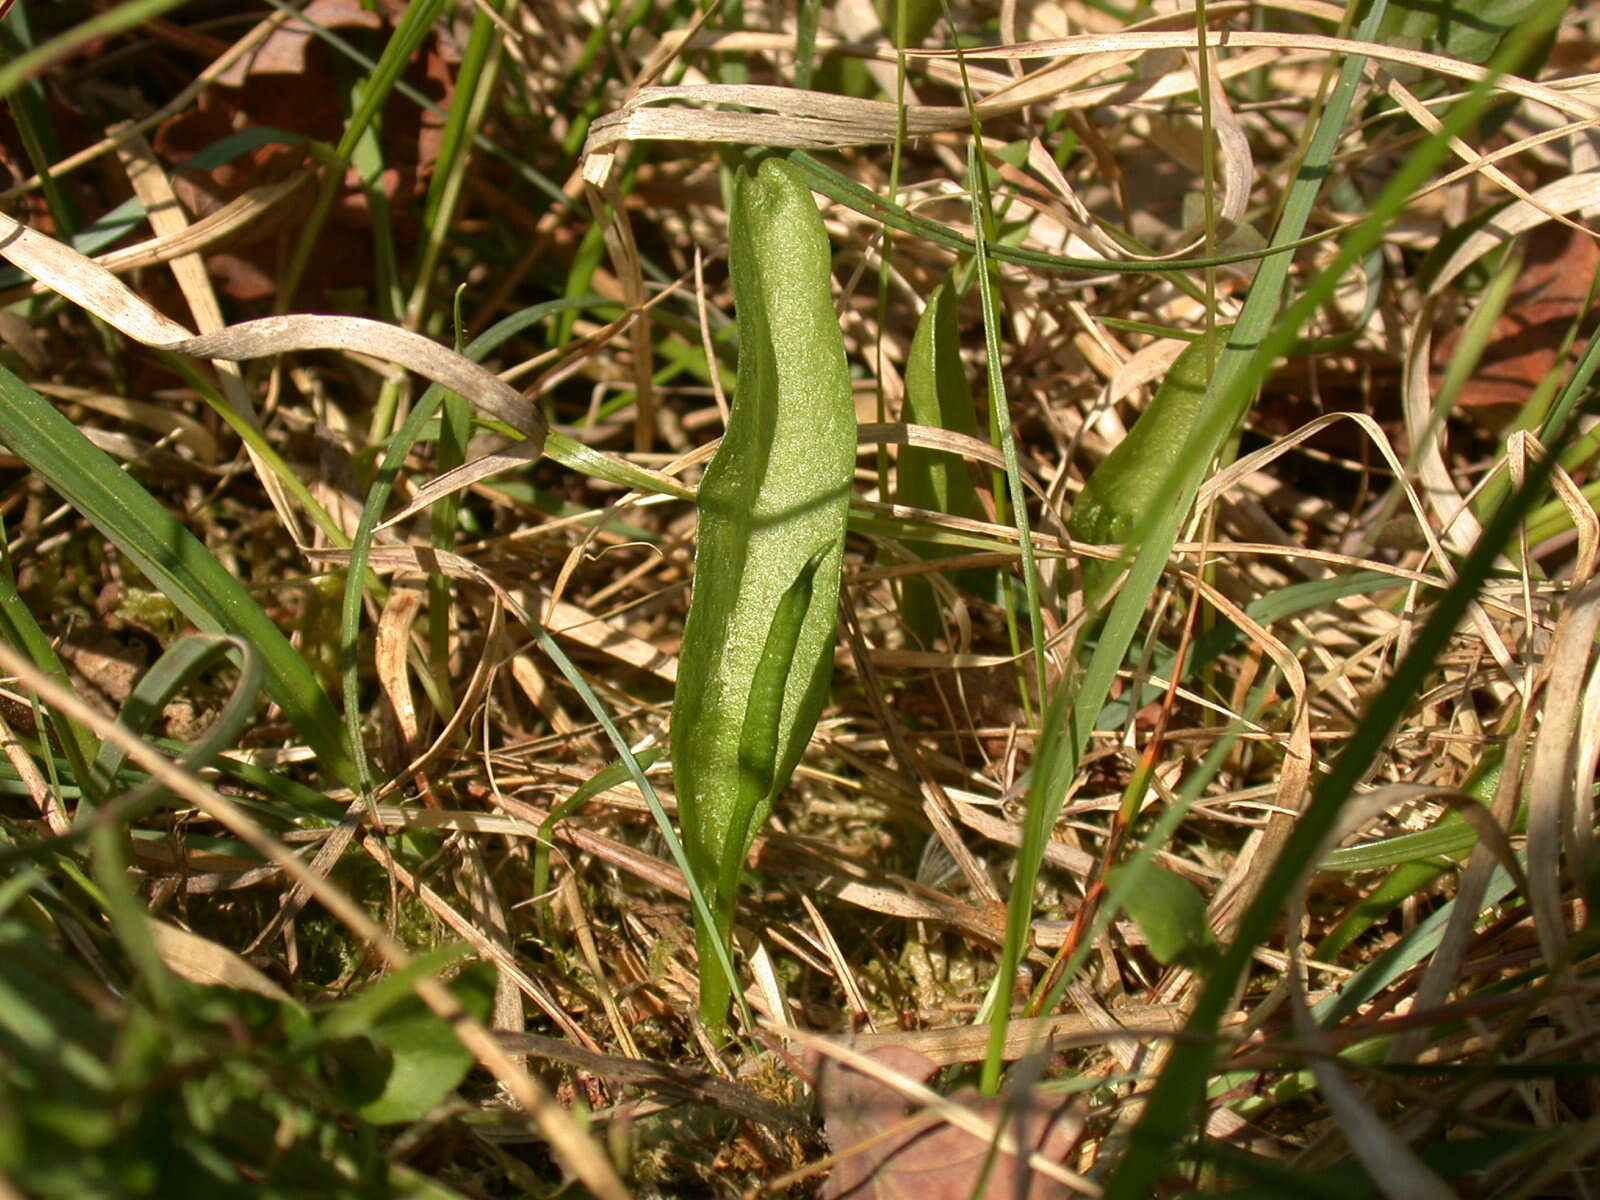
(672, 156), (855, 1030)
(1069, 326), (1230, 607)
(896, 280), (990, 646)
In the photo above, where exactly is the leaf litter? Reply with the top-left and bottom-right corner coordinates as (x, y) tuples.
(0, 2), (1598, 1197)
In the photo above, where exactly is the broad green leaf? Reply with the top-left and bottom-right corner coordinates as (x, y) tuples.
(896, 281), (991, 645)
(672, 157), (855, 1030)
(1068, 326), (1231, 607)
(1382, 0), (1546, 66)
(356, 964), (494, 1125)
(1107, 865), (1219, 970)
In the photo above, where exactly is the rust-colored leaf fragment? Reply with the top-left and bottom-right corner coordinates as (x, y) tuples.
(151, 0), (452, 303)
(817, 1046), (1081, 1200)
(1433, 221), (1600, 426)
(213, 0), (389, 85)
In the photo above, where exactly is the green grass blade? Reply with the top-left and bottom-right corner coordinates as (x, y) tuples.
(258, 0), (576, 220)
(278, 0), (450, 310)
(966, 141), (1047, 709)
(786, 149), (1344, 278)
(984, 0), (1391, 1095)
(1021, 0), (1378, 1003)
(0, 10), (81, 237)
(0, 0), (191, 101)
(1312, 866), (1523, 1031)
(533, 746), (666, 901)
(87, 634), (264, 805)
(3, 635), (270, 869)
(405, 0), (507, 328)
(0, 532), (100, 799)
(543, 431), (695, 499)
(1106, 369), (1570, 1199)
(1316, 749), (1507, 958)
(1103, 9), (1569, 1192)
(0, 365), (358, 788)
(532, 627), (750, 1032)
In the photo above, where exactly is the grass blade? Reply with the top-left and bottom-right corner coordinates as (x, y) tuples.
(0, 365), (359, 787)
(982, 0), (1394, 1095)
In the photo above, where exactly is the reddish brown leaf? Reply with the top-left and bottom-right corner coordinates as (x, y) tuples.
(1433, 220), (1600, 427)
(213, 0), (389, 86)
(151, 0), (452, 304)
(817, 1046), (1082, 1200)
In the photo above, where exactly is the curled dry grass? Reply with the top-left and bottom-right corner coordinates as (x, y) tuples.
(1, 1), (1599, 1196)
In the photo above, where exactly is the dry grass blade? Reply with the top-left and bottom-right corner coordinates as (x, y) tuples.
(111, 123), (306, 544)
(1192, 578), (1313, 933)
(1202, 409), (1522, 686)
(584, 29), (1598, 173)
(847, 1003), (1192, 1068)
(0, 214), (543, 445)
(1287, 833), (1454, 1199)
(0, 171), (313, 306)
(356, 833), (592, 1047)
(10, 2), (1600, 1193)
(1428, 172), (1600, 296)
(493, 1027), (805, 1132)
(559, 876), (639, 1057)
(29, 381), (221, 463)
(1524, 576), (1600, 1038)
(376, 437), (691, 531)
(145, 919), (293, 1003)
(1524, 444), (1598, 586)
(0, 705), (67, 836)
(1378, 71), (1595, 237)
(374, 580), (428, 766)
(1389, 708), (1542, 1071)
(838, 592), (1003, 906)
(304, 544), (679, 683)
(858, 421), (1012, 473)
(1284, 782), (1534, 1193)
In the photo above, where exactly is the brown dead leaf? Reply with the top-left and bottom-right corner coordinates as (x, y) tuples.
(1433, 221), (1600, 427)
(152, 0), (452, 303)
(375, 579), (428, 772)
(816, 1045), (1082, 1200)
(213, 0), (389, 86)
